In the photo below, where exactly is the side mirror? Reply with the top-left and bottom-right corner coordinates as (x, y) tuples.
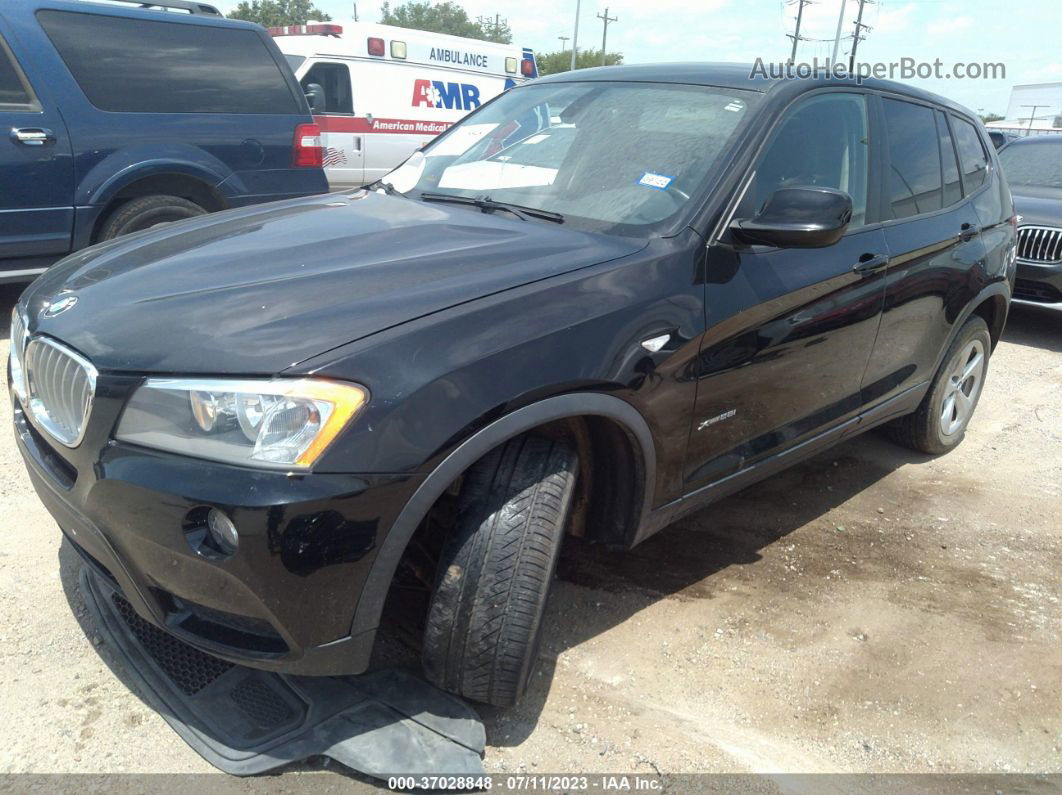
(731, 186), (853, 248)
(304, 83), (325, 113)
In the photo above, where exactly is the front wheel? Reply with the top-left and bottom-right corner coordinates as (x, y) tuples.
(421, 435), (579, 707)
(887, 315), (991, 455)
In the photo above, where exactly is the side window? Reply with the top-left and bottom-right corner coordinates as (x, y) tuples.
(882, 98), (943, 219)
(952, 116), (990, 194)
(936, 111), (963, 206)
(300, 62), (353, 114)
(0, 36), (35, 109)
(37, 10), (299, 114)
(742, 93), (869, 227)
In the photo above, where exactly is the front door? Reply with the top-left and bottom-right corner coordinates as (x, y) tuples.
(0, 31), (72, 272)
(301, 60), (364, 189)
(686, 91), (887, 488)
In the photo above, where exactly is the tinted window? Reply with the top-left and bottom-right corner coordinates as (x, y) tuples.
(743, 93), (870, 226)
(998, 142), (1062, 188)
(0, 37), (32, 107)
(883, 98), (943, 219)
(37, 11), (299, 114)
(301, 62), (353, 114)
(952, 116), (989, 193)
(936, 111), (962, 206)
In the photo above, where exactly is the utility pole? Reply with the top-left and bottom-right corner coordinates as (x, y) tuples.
(848, 0), (872, 73)
(787, 0), (811, 66)
(570, 0), (581, 71)
(830, 0), (846, 65)
(597, 7), (617, 66)
(1021, 104), (1049, 136)
(352, 2), (358, 22)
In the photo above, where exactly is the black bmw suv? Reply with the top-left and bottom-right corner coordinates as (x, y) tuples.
(10, 64), (1015, 708)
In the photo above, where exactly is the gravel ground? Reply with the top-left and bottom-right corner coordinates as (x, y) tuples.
(1, 281), (1059, 783)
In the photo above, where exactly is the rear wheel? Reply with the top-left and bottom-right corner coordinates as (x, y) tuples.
(99, 195), (206, 240)
(887, 316), (991, 455)
(422, 435), (579, 707)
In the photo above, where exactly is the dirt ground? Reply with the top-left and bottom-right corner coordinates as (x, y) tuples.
(0, 281), (1059, 782)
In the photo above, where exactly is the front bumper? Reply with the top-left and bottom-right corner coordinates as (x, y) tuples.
(12, 379), (422, 675)
(1014, 258), (1062, 309)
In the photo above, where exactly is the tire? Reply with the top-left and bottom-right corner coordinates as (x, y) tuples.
(99, 195), (206, 240)
(422, 435), (579, 707)
(886, 316), (992, 455)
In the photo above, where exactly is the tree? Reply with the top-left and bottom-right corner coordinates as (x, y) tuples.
(379, 1), (512, 44)
(228, 0), (331, 26)
(536, 48), (623, 75)
(980, 112), (1005, 124)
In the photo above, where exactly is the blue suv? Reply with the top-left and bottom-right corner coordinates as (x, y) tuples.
(0, 0), (328, 283)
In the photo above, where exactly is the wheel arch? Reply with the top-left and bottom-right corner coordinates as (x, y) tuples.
(348, 392), (657, 640)
(89, 172), (228, 243)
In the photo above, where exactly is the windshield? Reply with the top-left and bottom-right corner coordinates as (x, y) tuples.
(285, 54), (306, 73)
(382, 81), (759, 234)
(999, 142), (1062, 188)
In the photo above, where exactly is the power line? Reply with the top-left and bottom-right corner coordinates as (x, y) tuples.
(597, 7), (617, 67)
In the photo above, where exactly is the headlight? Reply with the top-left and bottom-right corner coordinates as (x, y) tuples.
(116, 378), (368, 470)
(9, 307), (29, 404)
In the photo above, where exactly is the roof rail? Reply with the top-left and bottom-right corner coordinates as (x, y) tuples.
(79, 0), (224, 16)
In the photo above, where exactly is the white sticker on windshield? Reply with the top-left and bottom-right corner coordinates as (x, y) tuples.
(637, 172), (674, 191)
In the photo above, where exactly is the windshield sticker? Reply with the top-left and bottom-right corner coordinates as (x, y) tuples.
(637, 172), (674, 191)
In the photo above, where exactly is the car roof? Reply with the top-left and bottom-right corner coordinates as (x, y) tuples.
(533, 62), (977, 118)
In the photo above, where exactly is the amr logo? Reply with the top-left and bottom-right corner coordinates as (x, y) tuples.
(411, 79), (482, 110)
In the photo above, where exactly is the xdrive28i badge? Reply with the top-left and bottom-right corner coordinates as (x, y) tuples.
(43, 295), (78, 318)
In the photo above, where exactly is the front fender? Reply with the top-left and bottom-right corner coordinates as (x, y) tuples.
(347, 391), (657, 641)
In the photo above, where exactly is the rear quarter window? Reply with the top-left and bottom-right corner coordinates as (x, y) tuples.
(36, 10), (299, 114)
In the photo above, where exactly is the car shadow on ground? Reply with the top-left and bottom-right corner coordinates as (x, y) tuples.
(477, 430), (937, 745)
(1002, 304), (1062, 352)
(0, 283), (27, 340)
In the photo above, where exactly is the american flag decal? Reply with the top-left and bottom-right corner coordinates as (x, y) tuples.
(323, 147), (348, 167)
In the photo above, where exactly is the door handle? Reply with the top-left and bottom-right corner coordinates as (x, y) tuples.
(11, 127), (55, 146)
(960, 222), (981, 242)
(852, 253), (890, 275)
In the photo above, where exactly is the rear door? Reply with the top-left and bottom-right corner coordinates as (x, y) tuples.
(299, 59), (364, 189)
(859, 97), (988, 408)
(687, 90), (887, 487)
(0, 29), (72, 271)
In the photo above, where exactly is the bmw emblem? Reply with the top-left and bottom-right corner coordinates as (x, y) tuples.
(44, 295), (79, 318)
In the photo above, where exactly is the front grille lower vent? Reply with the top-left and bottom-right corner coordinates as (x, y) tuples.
(1017, 225), (1062, 264)
(25, 337), (96, 447)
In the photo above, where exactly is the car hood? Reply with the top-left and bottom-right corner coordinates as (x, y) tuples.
(23, 191), (646, 374)
(1012, 186), (1062, 227)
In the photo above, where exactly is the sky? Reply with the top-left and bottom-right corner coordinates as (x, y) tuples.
(217, 0), (1062, 117)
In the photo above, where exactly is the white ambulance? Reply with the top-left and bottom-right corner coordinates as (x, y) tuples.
(270, 22), (539, 189)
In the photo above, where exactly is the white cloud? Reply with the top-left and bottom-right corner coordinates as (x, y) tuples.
(927, 14), (973, 35)
(872, 2), (916, 34)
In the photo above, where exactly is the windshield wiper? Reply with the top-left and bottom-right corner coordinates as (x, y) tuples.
(420, 192), (564, 224)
